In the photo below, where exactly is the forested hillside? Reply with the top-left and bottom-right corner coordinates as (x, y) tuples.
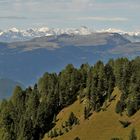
(43, 87), (140, 140)
(0, 57), (140, 140)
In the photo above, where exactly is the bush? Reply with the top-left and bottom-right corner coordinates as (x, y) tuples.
(58, 129), (63, 136)
(61, 122), (65, 128)
(119, 120), (131, 128)
(84, 106), (91, 119)
(68, 112), (79, 126)
(111, 138), (122, 140)
(115, 100), (125, 114)
(49, 130), (54, 138)
(74, 137), (80, 140)
(65, 127), (69, 133)
(53, 129), (58, 137)
(127, 101), (136, 117)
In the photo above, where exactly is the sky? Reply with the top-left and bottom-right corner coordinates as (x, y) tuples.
(0, 0), (140, 31)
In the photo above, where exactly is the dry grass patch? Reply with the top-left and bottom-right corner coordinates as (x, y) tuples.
(43, 87), (140, 140)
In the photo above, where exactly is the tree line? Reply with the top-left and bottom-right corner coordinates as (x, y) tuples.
(0, 56), (140, 140)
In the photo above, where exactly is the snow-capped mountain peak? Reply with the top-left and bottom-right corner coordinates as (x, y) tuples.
(77, 26), (91, 35)
(0, 31), (3, 36)
(37, 27), (50, 32)
(0, 26), (140, 42)
(97, 28), (124, 34)
(96, 28), (140, 42)
(0, 26), (93, 42)
(9, 27), (20, 32)
(97, 28), (140, 36)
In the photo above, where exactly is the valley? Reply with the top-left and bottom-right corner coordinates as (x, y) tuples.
(0, 32), (140, 99)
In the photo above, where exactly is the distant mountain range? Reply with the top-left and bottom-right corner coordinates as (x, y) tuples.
(0, 26), (140, 42)
(0, 30), (140, 99)
(0, 26), (92, 42)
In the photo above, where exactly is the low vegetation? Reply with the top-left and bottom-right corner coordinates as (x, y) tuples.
(119, 120), (131, 128)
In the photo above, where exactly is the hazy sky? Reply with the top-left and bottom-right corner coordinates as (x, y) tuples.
(0, 0), (140, 31)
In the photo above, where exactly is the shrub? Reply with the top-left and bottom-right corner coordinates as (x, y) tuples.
(58, 129), (63, 136)
(119, 120), (131, 128)
(115, 100), (125, 114)
(127, 101), (136, 117)
(74, 137), (80, 140)
(65, 127), (69, 133)
(111, 138), (122, 140)
(68, 112), (79, 126)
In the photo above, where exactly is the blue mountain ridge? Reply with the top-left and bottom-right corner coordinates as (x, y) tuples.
(0, 33), (140, 98)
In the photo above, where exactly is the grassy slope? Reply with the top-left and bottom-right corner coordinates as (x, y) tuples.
(43, 87), (140, 140)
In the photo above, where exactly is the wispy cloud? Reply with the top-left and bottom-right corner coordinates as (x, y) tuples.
(87, 1), (140, 10)
(0, 16), (27, 19)
(0, 0), (139, 30)
(76, 16), (128, 22)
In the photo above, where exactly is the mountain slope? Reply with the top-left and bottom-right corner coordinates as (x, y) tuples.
(0, 33), (137, 84)
(109, 42), (140, 54)
(0, 33), (132, 86)
(43, 87), (140, 140)
(7, 33), (130, 51)
(0, 57), (140, 140)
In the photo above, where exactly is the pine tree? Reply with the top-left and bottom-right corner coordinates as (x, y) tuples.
(53, 114), (57, 123)
(115, 100), (125, 114)
(127, 101), (136, 116)
(68, 112), (78, 126)
(84, 106), (90, 119)
(50, 130), (54, 138)
(53, 129), (58, 137)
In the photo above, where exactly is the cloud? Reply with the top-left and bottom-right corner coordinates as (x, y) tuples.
(96, 3), (139, 10)
(5, 0), (92, 13)
(0, 16), (27, 19)
(76, 16), (128, 22)
(0, 0), (139, 30)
